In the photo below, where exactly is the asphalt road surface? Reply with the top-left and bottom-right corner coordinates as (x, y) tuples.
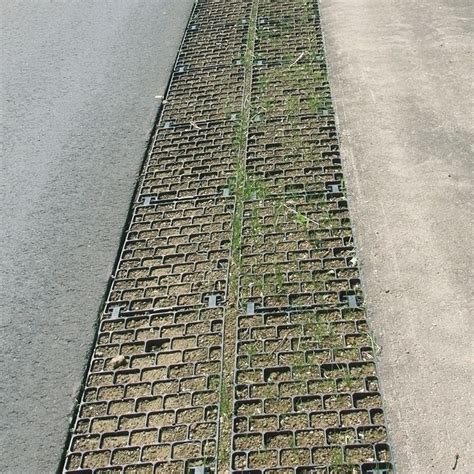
(0, 1), (193, 472)
(321, 0), (473, 472)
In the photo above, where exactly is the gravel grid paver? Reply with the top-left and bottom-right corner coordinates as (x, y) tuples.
(62, 1), (393, 472)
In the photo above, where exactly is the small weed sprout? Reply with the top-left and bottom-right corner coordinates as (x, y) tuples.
(339, 368), (355, 391)
(220, 383), (229, 418)
(245, 342), (259, 358)
(329, 448), (344, 467)
(274, 264), (285, 293)
(308, 94), (322, 111)
(293, 210), (309, 229)
(286, 95), (299, 116)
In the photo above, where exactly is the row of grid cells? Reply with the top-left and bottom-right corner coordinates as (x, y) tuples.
(233, 407), (386, 438)
(84, 369), (221, 409)
(234, 367), (380, 401)
(247, 116), (339, 159)
(127, 197), (233, 241)
(96, 309), (223, 347)
(235, 266), (363, 296)
(149, 119), (236, 155)
(231, 393), (384, 434)
(238, 263), (361, 310)
(83, 372), (219, 406)
(239, 269), (361, 303)
(98, 306), (224, 339)
(246, 159), (340, 194)
(110, 252), (228, 304)
(237, 307), (368, 333)
(240, 224), (353, 256)
(160, 67), (245, 125)
(68, 376), (220, 467)
(236, 319), (374, 367)
(87, 327), (222, 381)
(257, 0), (319, 20)
(245, 166), (342, 196)
(246, 149), (340, 178)
(239, 241), (354, 265)
(234, 440), (391, 473)
(233, 410), (387, 438)
(242, 195), (351, 243)
(231, 444), (386, 471)
(238, 256), (362, 304)
(241, 194), (350, 233)
(235, 339), (373, 376)
(69, 412), (217, 455)
(238, 251), (355, 278)
(256, 10), (320, 28)
(108, 269), (227, 312)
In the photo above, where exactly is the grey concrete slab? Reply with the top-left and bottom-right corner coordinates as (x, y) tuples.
(320, 0), (473, 472)
(0, 1), (193, 472)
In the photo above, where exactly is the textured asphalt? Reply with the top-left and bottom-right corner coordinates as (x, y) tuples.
(0, 1), (194, 472)
(320, 0), (473, 472)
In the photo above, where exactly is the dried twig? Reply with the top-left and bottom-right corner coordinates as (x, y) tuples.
(452, 453), (459, 470)
(270, 336), (288, 356)
(283, 204), (320, 226)
(290, 52), (305, 66)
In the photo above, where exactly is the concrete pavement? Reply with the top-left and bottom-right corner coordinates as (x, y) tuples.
(0, 1), (193, 472)
(320, 0), (473, 472)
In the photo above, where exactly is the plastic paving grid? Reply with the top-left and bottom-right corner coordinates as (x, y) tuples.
(176, 5), (250, 70)
(238, 194), (357, 310)
(138, 122), (239, 202)
(246, 116), (341, 196)
(251, 64), (333, 118)
(67, 307), (224, 471)
(106, 197), (234, 312)
(63, 0), (393, 473)
(161, 67), (245, 125)
(232, 195), (391, 472)
(232, 309), (391, 472)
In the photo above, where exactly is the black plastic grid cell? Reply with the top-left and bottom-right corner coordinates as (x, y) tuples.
(251, 63), (332, 119)
(106, 197), (234, 313)
(256, 10), (320, 32)
(231, 307), (392, 472)
(137, 121), (238, 202)
(246, 116), (341, 196)
(161, 67), (245, 125)
(65, 305), (225, 473)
